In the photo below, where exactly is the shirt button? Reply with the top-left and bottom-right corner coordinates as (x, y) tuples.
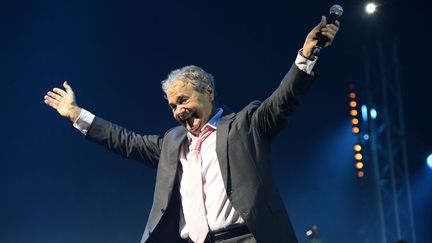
(161, 208), (165, 214)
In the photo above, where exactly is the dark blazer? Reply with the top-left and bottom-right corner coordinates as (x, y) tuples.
(86, 64), (315, 243)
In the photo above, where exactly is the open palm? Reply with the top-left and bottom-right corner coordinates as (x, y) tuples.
(44, 81), (81, 122)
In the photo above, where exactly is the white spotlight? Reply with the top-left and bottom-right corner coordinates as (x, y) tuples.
(427, 154), (432, 169)
(370, 108), (377, 119)
(365, 3), (377, 14)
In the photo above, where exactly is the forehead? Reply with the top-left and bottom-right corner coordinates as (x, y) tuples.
(166, 80), (197, 101)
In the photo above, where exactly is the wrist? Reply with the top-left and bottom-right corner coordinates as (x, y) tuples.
(69, 107), (82, 123)
(300, 48), (315, 61)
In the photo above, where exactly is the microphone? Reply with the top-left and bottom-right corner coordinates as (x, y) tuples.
(312, 4), (343, 57)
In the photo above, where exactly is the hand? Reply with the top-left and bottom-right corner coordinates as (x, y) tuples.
(302, 16), (340, 59)
(44, 81), (81, 122)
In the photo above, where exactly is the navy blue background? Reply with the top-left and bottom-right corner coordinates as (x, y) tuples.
(1, 0), (431, 242)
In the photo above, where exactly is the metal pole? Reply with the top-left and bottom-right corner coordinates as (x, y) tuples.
(377, 40), (402, 240)
(363, 46), (387, 243)
(392, 40), (417, 243)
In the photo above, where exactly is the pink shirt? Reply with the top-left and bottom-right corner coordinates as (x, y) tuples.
(178, 109), (245, 239)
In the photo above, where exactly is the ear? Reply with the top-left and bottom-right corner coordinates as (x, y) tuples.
(206, 86), (214, 102)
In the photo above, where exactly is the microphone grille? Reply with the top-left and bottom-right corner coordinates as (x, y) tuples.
(330, 4), (343, 16)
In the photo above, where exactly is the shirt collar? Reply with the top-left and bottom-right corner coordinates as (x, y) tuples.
(206, 108), (223, 129)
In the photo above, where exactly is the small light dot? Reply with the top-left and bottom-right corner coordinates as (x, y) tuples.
(354, 145), (362, 152)
(366, 3), (377, 14)
(352, 127), (360, 134)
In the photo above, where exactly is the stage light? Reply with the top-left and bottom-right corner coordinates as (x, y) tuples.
(347, 85), (367, 179)
(354, 144), (362, 152)
(427, 154), (432, 169)
(361, 105), (368, 122)
(365, 3), (376, 14)
(305, 225), (321, 239)
(349, 101), (357, 108)
(352, 127), (360, 134)
(370, 108), (377, 119)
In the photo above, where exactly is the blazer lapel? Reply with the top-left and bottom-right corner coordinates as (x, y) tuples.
(216, 109), (235, 196)
(162, 127), (187, 203)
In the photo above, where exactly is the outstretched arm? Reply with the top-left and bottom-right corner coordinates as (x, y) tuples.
(44, 81), (82, 123)
(44, 82), (162, 166)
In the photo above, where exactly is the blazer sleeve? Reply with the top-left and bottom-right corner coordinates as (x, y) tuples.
(251, 63), (316, 138)
(85, 116), (163, 168)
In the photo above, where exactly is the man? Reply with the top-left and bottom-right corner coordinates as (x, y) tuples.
(44, 16), (339, 243)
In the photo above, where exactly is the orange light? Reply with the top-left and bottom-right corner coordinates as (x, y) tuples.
(349, 101), (357, 108)
(349, 92), (356, 99)
(354, 144), (362, 151)
(356, 162), (364, 169)
(350, 109), (358, 116)
(354, 153), (363, 160)
(357, 171), (365, 178)
(352, 127), (360, 134)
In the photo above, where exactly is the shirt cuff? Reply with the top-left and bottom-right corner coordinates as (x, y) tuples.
(295, 49), (317, 75)
(73, 108), (95, 135)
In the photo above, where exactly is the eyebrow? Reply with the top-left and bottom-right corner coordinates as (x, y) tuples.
(168, 95), (188, 108)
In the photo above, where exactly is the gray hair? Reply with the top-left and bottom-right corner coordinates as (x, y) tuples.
(161, 65), (215, 95)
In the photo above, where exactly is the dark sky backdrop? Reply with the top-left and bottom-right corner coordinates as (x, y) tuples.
(1, 0), (431, 243)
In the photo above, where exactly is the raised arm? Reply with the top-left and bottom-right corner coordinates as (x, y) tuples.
(251, 16), (340, 138)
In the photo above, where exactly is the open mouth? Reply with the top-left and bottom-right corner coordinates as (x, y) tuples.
(179, 112), (200, 132)
(180, 112), (196, 125)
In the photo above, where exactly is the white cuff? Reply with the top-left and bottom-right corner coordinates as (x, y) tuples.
(295, 50), (317, 75)
(73, 108), (95, 135)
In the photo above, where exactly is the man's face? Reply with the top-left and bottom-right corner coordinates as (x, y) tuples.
(167, 80), (214, 136)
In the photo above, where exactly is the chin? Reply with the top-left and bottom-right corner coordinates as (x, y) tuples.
(188, 123), (202, 134)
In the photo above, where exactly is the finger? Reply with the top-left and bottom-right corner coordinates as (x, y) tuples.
(53, 88), (67, 97)
(314, 16), (327, 31)
(319, 16), (327, 27)
(326, 23), (339, 33)
(322, 27), (336, 37)
(63, 81), (73, 93)
(321, 31), (335, 41)
(322, 23), (338, 34)
(44, 95), (59, 109)
(47, 91), (63, 101)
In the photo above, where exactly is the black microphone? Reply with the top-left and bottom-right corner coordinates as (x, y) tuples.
(312, 4), (343, 57)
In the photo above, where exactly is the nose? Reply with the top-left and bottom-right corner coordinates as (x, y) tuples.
(173, 106), (184, 118)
